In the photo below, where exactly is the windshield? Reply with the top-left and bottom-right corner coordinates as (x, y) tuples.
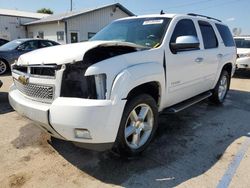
(0, 40), (23, 51)
(91, 17), (171, 48)
(235, 39), (250, 48)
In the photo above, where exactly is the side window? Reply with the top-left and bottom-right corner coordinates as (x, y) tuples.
(198, 21), (218, 49)
(0, 40), (5, 46)
(215, 24), (235, 47)
(40, 40), (54, 48)
(170, 19), (198, 43)
(18, 41), (38, 51)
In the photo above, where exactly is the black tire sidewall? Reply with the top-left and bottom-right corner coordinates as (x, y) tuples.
(114, 94), (158, 156)
(211, 70), (230, 104)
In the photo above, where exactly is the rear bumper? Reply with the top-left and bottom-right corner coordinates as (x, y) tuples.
(236, 57), (250, 69)
(9, 84), (126, 150)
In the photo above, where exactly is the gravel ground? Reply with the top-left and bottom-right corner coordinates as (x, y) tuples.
(0, 70), (250, 188)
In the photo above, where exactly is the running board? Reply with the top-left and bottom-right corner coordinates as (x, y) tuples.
(163, 91), (212, 113)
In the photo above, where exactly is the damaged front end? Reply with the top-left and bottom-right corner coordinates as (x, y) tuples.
(60, 43), (145, 100)
(12, 41), (148, 103)
(9, 41), (148, 146)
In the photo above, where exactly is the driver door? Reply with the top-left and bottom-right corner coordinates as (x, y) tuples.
(165, 19), (206, 106)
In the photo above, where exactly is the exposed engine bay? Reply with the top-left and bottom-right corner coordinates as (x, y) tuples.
(60, 43), (147, 99)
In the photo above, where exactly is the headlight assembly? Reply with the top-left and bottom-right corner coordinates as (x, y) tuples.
(60, 62), (97, 99)
(60, 62), (107, 100)
(238, 53), (250, 58)
(94, 74), (107, 99)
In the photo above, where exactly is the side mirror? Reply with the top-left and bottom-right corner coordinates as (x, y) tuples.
(170, 36), (200, 54)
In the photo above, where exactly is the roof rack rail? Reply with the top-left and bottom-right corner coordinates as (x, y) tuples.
(187, 13), (222, 22)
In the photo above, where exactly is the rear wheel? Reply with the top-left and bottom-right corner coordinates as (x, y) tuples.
(0, 60), (8, 75)
(210, 70), (230, 104)
(113, 94), (158, 157)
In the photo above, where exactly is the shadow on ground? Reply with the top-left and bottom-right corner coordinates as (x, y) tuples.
(0, 92), (13, 114)
(47, 87), (250, 187)
(9, 70), (250, 187)
(233, 69), (250, 79)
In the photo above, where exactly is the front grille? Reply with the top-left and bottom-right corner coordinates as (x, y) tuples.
(14, 79), (54, 103)
(30, 66), (56, 77)
(12, 64), (59, 77)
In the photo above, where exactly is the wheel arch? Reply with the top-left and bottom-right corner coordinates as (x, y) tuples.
(222, 63), (233, 76)
(126, 81), (161, 106)
(213, 62), (234, 89)
(110, 62), (165, 108)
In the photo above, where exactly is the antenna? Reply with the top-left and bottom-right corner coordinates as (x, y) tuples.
(160, 10), (165, 15)
(70, 0), (73, 11)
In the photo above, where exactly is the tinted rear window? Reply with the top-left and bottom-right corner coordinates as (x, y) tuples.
(216, 24), (235, 47)
(199, 21), (218, 49)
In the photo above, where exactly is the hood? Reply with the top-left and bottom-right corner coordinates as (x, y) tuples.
(17, 41), (146, 66)
(237, 48), (250, 54)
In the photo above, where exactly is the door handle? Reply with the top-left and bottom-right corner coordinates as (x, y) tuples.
(195, 57), (204, 63)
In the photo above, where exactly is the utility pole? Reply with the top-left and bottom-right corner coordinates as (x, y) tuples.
(70, 0), (73, 11)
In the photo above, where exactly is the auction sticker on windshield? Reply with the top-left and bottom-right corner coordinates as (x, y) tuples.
(143, 19), (164, 25)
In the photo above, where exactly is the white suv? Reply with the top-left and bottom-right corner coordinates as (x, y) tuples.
(234, 36), (250, 69)
(9, 13), (236, 156)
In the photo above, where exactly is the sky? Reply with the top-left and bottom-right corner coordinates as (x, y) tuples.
(0, 0), (249, 34)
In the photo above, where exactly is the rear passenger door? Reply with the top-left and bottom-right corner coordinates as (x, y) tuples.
(197, 21), (220, 89)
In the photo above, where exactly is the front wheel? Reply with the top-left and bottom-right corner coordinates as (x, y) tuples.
(210, 70), (230, 104)
(113, 94), (158, 157)
(0, 60), (8, 75)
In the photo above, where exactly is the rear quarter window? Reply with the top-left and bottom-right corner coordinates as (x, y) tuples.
(215, 24), (235, 47)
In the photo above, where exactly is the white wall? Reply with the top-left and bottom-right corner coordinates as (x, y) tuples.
(27, 22), (66, 44)
(66, 6), (130, 43)
(26, 5), (130, 44)
(0, 15), (37, 40)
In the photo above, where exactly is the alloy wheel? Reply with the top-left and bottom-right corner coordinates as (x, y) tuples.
(124, 104), (154, 149)
(218, 75), (228, 101)
(0, 61), (7, 75)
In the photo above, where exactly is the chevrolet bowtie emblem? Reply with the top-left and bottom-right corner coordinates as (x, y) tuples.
(18, 75), (29, 85)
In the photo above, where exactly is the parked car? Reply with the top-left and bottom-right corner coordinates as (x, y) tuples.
(0, 38), (9, 46)
(0, 80), (2, 88)
(234, 36), (250, 69)
(9, 13), (236, 156)
(0, 39), (59, 75)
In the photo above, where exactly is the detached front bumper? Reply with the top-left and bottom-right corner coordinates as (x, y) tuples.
(236, 57), (250, 69)
(9, 84), (126, 150)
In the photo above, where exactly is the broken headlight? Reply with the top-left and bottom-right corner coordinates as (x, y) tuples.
(60, 62), (107, 99)
(60, 62), (97, 99)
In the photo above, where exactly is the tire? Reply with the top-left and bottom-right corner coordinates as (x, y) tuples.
(113, 94), (158, 157)
(0, 60), (8, 75)
(210, 70), (230, 104)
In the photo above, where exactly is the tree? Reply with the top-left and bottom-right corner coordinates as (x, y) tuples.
(232, 28), (242, 36)
(37, 8), (53, 14)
